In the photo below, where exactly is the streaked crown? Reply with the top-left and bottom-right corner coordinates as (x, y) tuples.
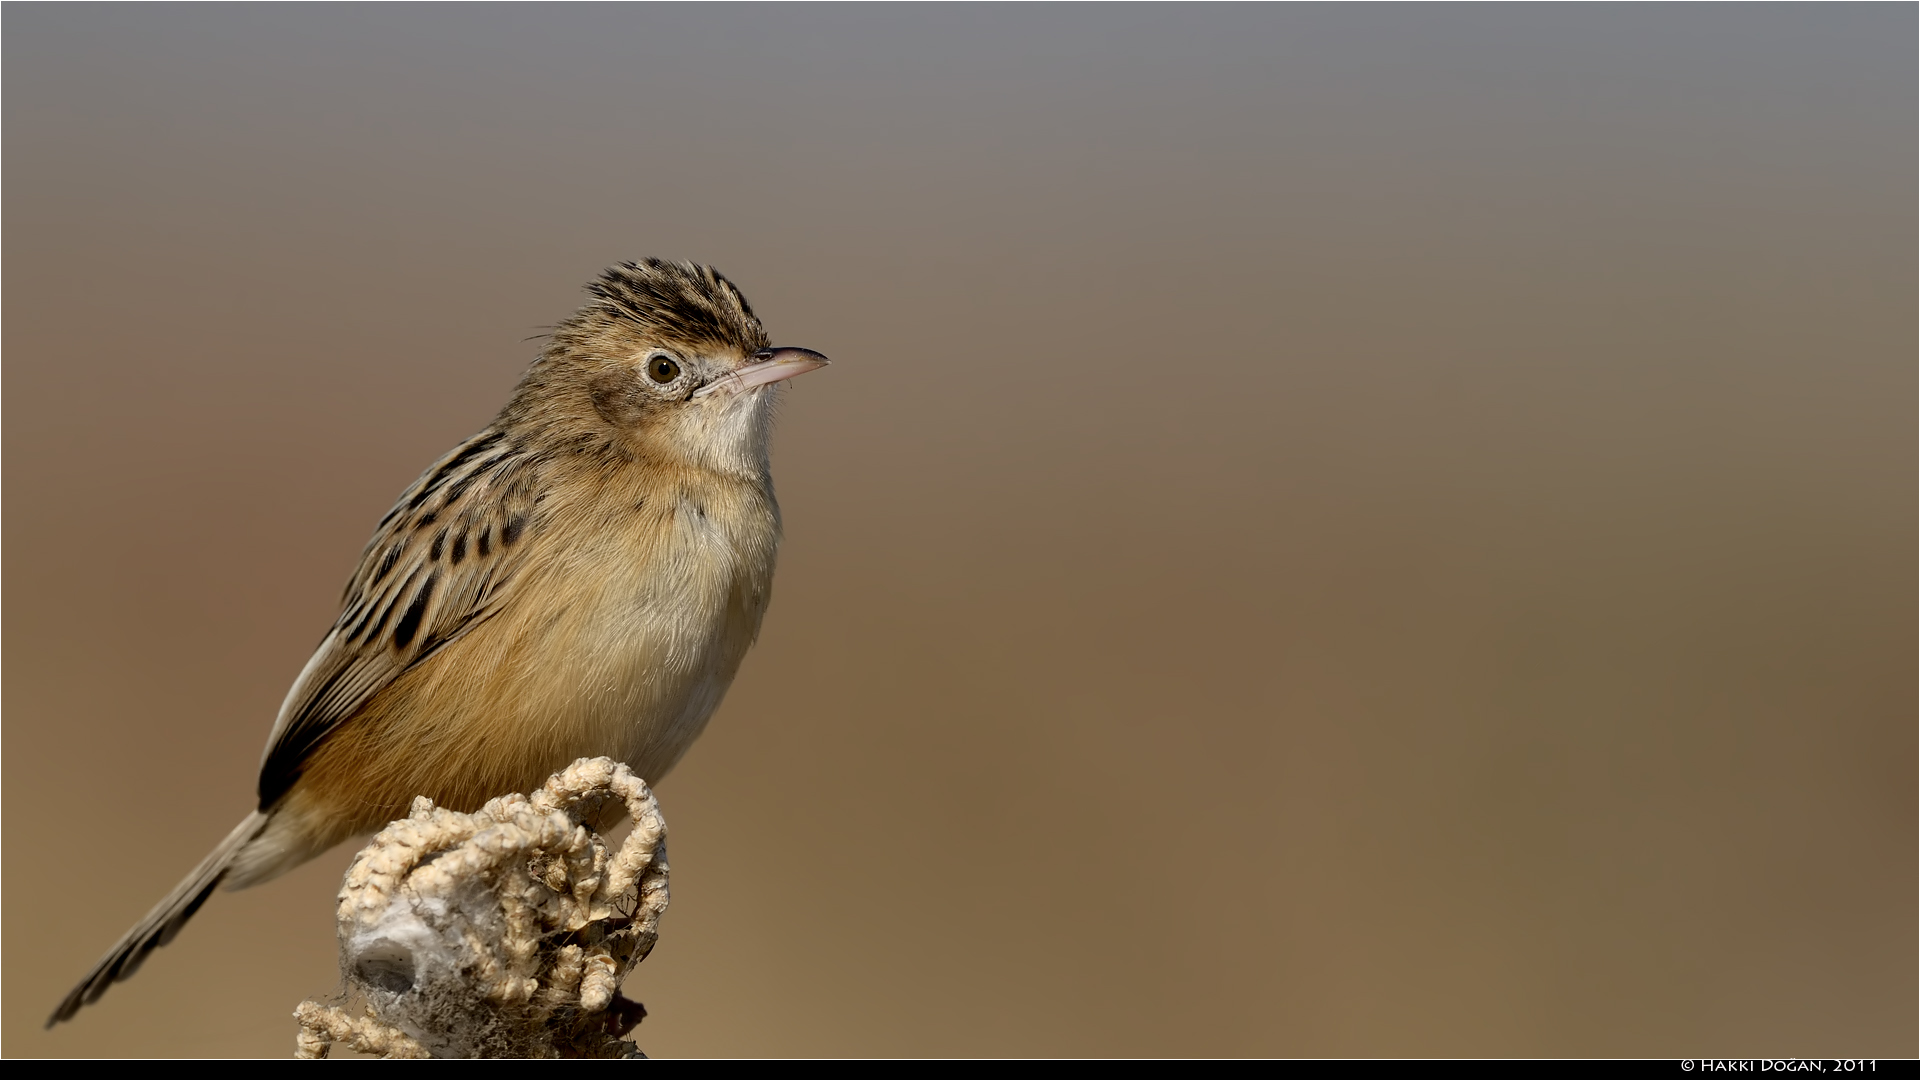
(562, 259), (769, 358)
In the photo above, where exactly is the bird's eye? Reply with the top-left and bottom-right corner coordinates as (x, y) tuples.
(647, 356), (681, 384)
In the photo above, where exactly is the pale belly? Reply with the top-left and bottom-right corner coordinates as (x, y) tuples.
(531, 536), (764, 781)
(454, 499), (775, 791)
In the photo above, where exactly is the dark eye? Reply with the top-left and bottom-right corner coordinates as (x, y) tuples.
(647, 356), (681, 384)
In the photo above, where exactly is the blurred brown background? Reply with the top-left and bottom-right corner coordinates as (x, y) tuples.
(5, 6), (1913, 1058)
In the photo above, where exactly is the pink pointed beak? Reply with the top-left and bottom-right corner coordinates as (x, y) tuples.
(692, 347), (830, 398)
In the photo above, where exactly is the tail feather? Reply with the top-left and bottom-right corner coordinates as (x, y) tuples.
(47, 811), (270, 1027)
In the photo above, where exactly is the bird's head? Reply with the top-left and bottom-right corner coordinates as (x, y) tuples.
(502, 259), (828, 479)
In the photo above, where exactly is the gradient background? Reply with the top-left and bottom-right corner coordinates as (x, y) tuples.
(6, 5), (1913, 1058)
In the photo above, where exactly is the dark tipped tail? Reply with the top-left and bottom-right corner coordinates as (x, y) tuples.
(47, 811), (270, 1027)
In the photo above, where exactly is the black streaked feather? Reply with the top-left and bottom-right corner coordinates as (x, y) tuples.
(420, 430), (503, 493)
(355, 577), (406, 645)
(258, 431), (540, 810)
(373, 541), (404, 585)
(391, 572), (438, 650)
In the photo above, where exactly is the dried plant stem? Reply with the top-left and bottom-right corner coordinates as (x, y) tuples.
(294, 757), (669, 1059)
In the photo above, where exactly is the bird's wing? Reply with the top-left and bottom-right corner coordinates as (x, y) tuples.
(256, 429), (543, 807)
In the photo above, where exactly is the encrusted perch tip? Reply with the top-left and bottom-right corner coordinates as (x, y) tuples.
(294, 757), (669, 1059)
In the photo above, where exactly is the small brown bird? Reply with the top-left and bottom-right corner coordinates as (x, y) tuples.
(50, 259), (828, 1025)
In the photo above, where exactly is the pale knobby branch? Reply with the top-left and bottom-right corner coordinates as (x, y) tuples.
(294, 757), (669, 1059)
